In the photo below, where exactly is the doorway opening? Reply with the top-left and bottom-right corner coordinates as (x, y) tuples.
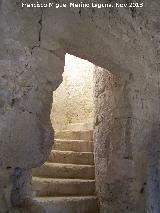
(32, 53), (112, 213)
(51, 53), (95, 133)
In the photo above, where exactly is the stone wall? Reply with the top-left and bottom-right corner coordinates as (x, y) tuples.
(51, 54), (94, 131)
(0, 0), (160, 212)
(94, 68), (134, 213)
(0, 1), (65, 212)
(94, 66), (160, 213)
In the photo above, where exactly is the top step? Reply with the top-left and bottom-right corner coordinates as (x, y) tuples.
(55, 130), (93, 141)
(66, 122), (93, 131)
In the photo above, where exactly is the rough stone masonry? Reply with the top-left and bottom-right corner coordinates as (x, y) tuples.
(0, 0), (160, 212)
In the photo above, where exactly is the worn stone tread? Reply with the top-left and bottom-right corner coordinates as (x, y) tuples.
(55, 130), (93, 140)
(48, 150), (94, 165)
(32, 162), (95, 179)
(34, 195), (98, 201)
(54, 139), (94, 152)
(32, 177), (95, 196)
(33, 196), (99, 213)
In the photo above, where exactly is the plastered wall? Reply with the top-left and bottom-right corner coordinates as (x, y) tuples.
(51, 54), (95, 131)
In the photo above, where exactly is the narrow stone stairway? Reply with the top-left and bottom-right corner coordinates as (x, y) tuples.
(32, 130), (99, 213)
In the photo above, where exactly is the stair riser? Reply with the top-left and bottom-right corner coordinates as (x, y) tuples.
(32, 164), (95, 179)
(48, 152), (94, 165)
(55, 131), (93, 141)
(32, 180), (95, 197)
(32, 197), (99, 213)
(54, 141), (94, 152)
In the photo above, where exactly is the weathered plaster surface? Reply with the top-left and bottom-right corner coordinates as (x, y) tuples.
(0, 0), (160, 212)
(0, 1), (64, 211)
(51, 54), (94, 131)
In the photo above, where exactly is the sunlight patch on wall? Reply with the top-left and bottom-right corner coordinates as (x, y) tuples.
(51, 53), (95, 131)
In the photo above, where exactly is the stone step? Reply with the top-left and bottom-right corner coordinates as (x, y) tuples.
(48, 150), (94, 165)
(55, 130), (93, 141)
(32, 163), (95, 179)
(32, 177), (95, 197)
(54, 139), (94, 152)
(32, 196), (99, 213)
(66, 122), (93, 131)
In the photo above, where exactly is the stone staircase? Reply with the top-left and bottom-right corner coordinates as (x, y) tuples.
(32, 130), (99, 213)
